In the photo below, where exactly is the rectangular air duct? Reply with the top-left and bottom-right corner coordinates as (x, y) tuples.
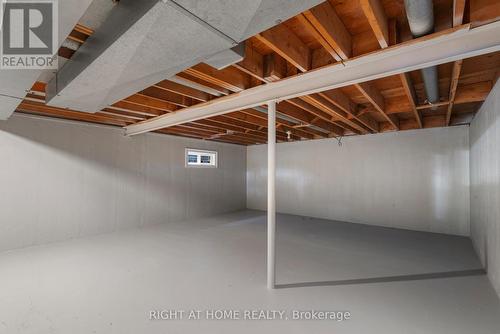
(45, 0), (324, 113)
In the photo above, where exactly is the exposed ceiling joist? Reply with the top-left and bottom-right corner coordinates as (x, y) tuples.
(446, 60), (464, 125)
(454, 0), (467, 27)
(184, 64), (250, 93)
(354, 82), (399, 130)
(400, 73), (423, 128)
(255, 15), (368, 135)
(447, 0), (468, 126)
(125, 22), (500, 136)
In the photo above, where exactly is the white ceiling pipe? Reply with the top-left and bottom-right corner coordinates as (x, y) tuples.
(124, 22), (500, 136)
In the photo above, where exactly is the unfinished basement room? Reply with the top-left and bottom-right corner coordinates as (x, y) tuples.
(1, 0), (500, 333)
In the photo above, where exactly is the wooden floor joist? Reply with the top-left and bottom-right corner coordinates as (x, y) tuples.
(17, 1), (500, 145)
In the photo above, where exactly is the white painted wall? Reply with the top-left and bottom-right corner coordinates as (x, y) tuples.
(470, 80), (500, 298)
(247, 127), (470, 236)
(0, 114), (246, 252)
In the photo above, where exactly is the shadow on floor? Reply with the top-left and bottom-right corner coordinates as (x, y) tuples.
(275, 269), (486, 289)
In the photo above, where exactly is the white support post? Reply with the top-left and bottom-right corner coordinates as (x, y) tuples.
(267, 100), (276, 290)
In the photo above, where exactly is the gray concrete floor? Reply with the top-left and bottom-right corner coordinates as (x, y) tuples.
(0, 210), (499, 333)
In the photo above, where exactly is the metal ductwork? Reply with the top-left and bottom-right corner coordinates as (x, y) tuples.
(404, 0), (439, 108)
(204, 43), (246, 70)
(45, 0), (325, 112)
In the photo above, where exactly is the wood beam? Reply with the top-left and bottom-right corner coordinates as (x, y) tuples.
(171, 124), (219, 138)
(471, 0), (500, 27)
(454, 0), (467, 26)
(255, 24), (311, 72)
(278, 124), (315, 140)
(211, 114), (259, 131)
(311, 47), (336, 69)
(297, 14), (341, 62)
(446, 60), (464, 125)
(93, 112), (138, 124)
(187, 121), (268, 143)
(415, 81), (492, 109)
(184, 63), (249, 93)
(360, 0), (389, 48)
(74, 23), (93, 36)
(225, 110), (270, 128)
(318, 89), (352, 114)
(275, 102), (331, 137)
(195, 118), (247, 133)
(301, 94), (368, 134)
(388, 18), (398, 46)
(111, 101), (164, 117)
(123, 94), (177, 113)
(17, 100), (129, 127)
(319, 89), (378, 133)
(288, 98), (339, 123)
(351, 106), (380, 132)
(301, 4), (378, 133)
(125, 23), (500, 136)
(155, 80), (211, 102)
(158, 127), (206, 140)
(233, 43), (265, 82)
(455, 81), (492, 103)
(201, 34), (346, 138)
(264, 53), (287, 82)
(447, 1), (467, 125)
(100, 108), (146, 121)
(141, 86), (193, 108)
(385, 12), (422, 129)
(230, 46), (287, 85)
(241, 109), (318, 139)
(58, 47), (75, 59)
(22, 83), (273, 146)
(400, 72), (423, 128)
(277, 101), (316, 126)
(215, 135), (262, 145)
(355, 82), (399, 130)
(339, 0), (393, 131)
(224, 111), (292, 140)
(176, 72), (231, 96)
(358, 0), (403, 129)
(302, 2), (351, 60)
(257, 19), (363, 135)
(214, 114), (289, 141)
(287, 98), (344, 135)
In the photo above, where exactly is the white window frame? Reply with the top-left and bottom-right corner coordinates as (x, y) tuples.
(185, 148), (218, 168)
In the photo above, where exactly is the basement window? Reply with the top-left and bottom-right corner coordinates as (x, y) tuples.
(185, 149), (218, 168)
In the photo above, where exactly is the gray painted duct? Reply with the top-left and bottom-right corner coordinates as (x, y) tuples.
(404, 0), (439, 107)
(45, 0), (324, 112)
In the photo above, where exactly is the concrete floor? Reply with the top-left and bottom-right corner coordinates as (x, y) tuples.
(0, 210), (499, 333)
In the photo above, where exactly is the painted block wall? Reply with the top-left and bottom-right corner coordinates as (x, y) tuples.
(470, 80), (500, 297)
(247, 126), (470, 236)
(0, 114), (246, 252)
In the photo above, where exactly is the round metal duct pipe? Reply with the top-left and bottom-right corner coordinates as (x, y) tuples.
(404, 0), (439, 107)
(404, 0), (434, 37)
